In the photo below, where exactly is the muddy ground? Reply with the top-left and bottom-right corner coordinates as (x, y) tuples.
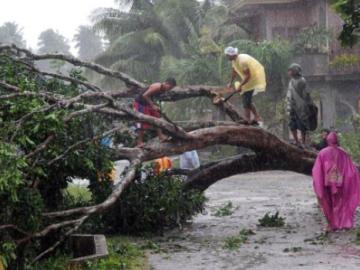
(148, 171), (360, 270)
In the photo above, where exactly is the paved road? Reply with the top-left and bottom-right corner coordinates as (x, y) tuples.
(149, 171), (360, 270)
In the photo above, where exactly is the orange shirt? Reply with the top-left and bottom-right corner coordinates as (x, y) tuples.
(154, 157), (172, 175)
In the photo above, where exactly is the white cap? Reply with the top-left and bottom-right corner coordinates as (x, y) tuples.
(224, 46), (238, 56)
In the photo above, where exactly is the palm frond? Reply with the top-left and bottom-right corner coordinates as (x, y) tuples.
(110, 58), (159, 82)
(91, 8), (148, 37)
(95, 29), (165, 67)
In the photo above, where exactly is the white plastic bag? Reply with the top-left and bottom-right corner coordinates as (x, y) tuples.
(180, 150), (200, 170)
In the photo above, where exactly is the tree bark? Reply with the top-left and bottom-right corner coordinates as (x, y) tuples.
(183, 153), (313, 191)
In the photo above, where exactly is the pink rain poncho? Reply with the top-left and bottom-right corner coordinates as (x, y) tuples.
(312, 132), (360, 230)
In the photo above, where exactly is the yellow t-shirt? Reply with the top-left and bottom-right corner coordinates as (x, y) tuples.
(232, 54), (267, 94)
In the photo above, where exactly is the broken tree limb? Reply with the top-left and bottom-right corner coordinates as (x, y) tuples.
(135, 125), (316, 163)
(45, 124), (316, 220)
(43, 159), (140, 219)
(8, 56), (102, 92)
(95, 107), (190, 140)
(31, 215), (89, 264)
(183, 153), (313, 191)
(0, 44), (145, 88)
(175, 120), (238, 131)
(0, 45), (323, 259)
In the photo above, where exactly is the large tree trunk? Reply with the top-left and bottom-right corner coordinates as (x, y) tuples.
(183, 153), (313, 191)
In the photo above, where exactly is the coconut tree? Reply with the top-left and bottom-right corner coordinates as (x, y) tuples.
(37, 29), (71, 72)
(37, 29), (71, 54)
(92, 0), (203, 82)
(73, 25), (103, 61)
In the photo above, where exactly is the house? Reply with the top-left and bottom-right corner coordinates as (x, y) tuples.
(231, 0), (360, 129)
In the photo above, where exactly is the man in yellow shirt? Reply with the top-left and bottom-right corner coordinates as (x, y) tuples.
(224, 46), (267, 125)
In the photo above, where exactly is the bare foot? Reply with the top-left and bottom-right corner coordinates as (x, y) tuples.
(324, 225), (332, 233)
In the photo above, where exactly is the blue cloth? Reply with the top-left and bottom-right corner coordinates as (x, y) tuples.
(100, 137), (112, 147)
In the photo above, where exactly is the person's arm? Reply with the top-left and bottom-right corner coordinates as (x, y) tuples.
(236, 68), (251, 93)
(227, 68), (237, 88)
(142, 83), (162, 111)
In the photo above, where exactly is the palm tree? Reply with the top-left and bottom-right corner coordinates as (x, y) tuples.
(37, 29), (71, 73)
(91, 0), (251, 85)
(37, 29), (71, 54)
(74, 26), (103, 61)
(91, 0), (203, 82)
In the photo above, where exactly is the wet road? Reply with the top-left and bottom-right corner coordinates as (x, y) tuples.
(149, 171), (360, 270)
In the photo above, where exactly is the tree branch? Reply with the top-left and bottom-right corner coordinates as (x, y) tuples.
(137, 125), (316, 163)
(183, 153), (313, 191)
(0, 44), (145, 88)
(8, 56), (102, 92)
(0, 224), (32, 237)
(44, 160), (140, 218)
(47, 126), (125, 166)
(31, 215), (88, 264)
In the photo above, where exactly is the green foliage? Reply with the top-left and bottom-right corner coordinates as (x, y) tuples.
(356, 227), (360, 245)
(258, 212), (285, 227)
(10, 188), (44, 232)
(213, 201), (234, 217)
(340, 132), (360, 163)
(26, 254), (69, 270)
(223, 229), (255, 250)
(293, 26), (330, 53)
(0, 53), (117, 266)
(0, 142), (26, 201)
(92, 168), (206, 234)
(304, 233), (329, 245)
(330, 54), (360, 68)
(331, 0), (360, 47)
(26, 237), (147, 270)
(85, 237), (146, 270)
(0, 242), (17, 269)
(62, 184), (93, 208)
(93, 0), (247, 82)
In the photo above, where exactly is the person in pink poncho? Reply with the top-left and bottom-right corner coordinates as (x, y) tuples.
(312, 132), (360, 231)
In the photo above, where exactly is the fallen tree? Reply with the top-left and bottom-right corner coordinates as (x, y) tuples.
(0, 44), (316, 263)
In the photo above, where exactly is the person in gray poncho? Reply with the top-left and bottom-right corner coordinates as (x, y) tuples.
(286, 63), (313, 147)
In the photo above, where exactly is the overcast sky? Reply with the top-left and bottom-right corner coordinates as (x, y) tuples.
(0, 0), (118, 54)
